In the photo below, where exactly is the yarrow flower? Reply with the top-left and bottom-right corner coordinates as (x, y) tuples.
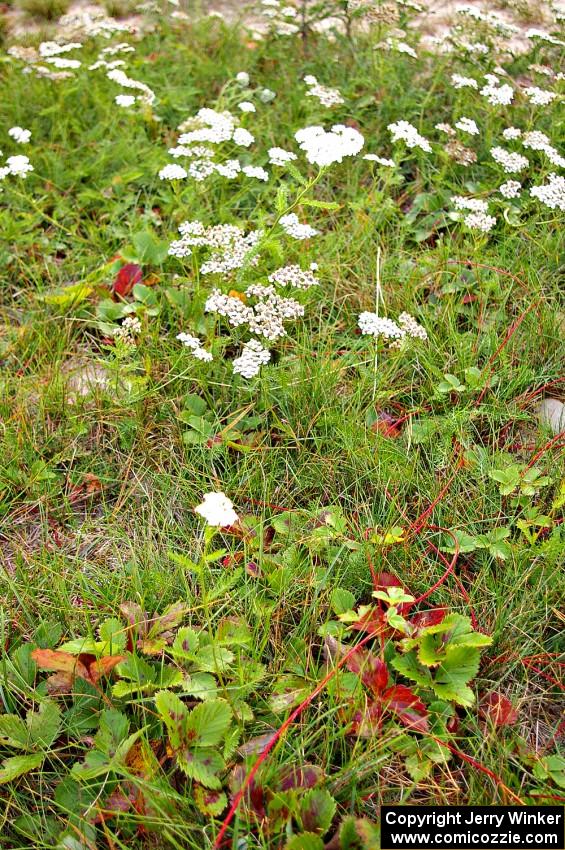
(268, 264), (319, 289)
(8, 127), (31, 144)
(195, 491), (238, 527)
(268, 147), (297, 166)
(451, 196), (488, 213)
(363, 154), (396, 166)
(530, 173), (565, 211)
(3, 155), (34, 178)
(451, 74), (478, 89)
(279, 213), (319, 240)
(523, 86), (557, 106)
(387, 120), (431, 153)
(463, 212), (497, 232)
(159, 163), (188, 180)
(303, 75), (345, 108)
(499, 180), (521, 199)
(358, 311), (427, 342)
(238, 101), (256, 113)
(115, 94), (136, 107)
(114, 316), (142, 347)
(480, 78), (514, 106)
(294, 124), (364, 167)
(232, 339), (271, 379)
(242, 165), (269, 181)
(502, 127), (522, 140)
(176, 332), (213, 362)
(455, 117), (479, 136)
(169, 221), (263, 273)
(235, 71), (250, 86)
(490, 146), (529, 174)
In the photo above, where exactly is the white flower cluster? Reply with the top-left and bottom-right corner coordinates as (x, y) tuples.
(388, 120), (431, 153)
(499, 180), (521, 199)
(204, 290), (253, 327)
(490, 146), (529, 174)
(268, 264), (319, 290)
(522, 132), (565, 169)
(451, 74), (478, 89)
(530, 173), (565, 211)
(176, 332), (213, 362)
(232, 339), (271, 379)
(455, 117), (479, 136)
(238, 101), (256, 113)
(294, 125), (364, 167)
(463, 212), (497, 233)
(246, 285), (304, 340)
(114, 315), (141, 347)
(38, 41), (82, 57)
(8, 127), (31, 144)
(358, 311), (427, 342)
(524, 87), (557, 106)
(195, 491), (238, 527)
(268, 147), (297, 166)
(205, 285), (303, 342)
(0, 154), (34, 180)
(304, 75), (345, 108)
(451, 197), (496, 233)
(364, 154), (396, 166)
(502, 127), (521, 140)
(115, 94), (136, 107)
(242, 165), (269, 181)
(480, 76), (514, 106)
(385, 38), (417, 58)
(169, 220), (263, 273)
(159, 163), (188, 180)
(451, 196), (488, 213)
(107, 68), (155, 104)
(279, 213), (319, 240)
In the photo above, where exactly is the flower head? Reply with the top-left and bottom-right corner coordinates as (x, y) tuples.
(195, 492), (238, 527)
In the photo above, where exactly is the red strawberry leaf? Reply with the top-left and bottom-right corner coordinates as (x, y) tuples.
(479, 692), (518, 727)
(346, 648), (389, 694)
(383, 685), (429, 733)
(113, 263), (142, 298)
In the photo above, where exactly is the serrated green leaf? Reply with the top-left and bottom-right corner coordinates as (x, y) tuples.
(154, 690), (188, 750)
(0, 752), (44, 784)
(172, 627), (200, 660)
(177, 747), (225, 788)
(432, 646), (480, 706)
(299, 788), (336, 834)
(392, 651), (433, 687)
(0, 714), (29, 750)
(185, 699), (232, 747)
(27, 700), (62, 749)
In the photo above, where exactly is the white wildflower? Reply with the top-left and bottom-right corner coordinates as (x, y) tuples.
(268, 264), (319, 289)
(530, 173), (565, 211)
(279, 213), (319, 240)
(242, 165), (269, 181)
(463, 212), (497, 232)
(503, 127), (522, 140)
(480, 80), (514, 106)
(455, 117), (479, 136)
(364, 154), (396, 166)
(451, 196), (489, 213)
(232, 339), (271, 379)
(215, 159), (241, 179)
(258, 88), (276, 103)
(8, 127), (31, 144)
(451, 74), (478, 89)
(268, 147), (297, 166)
(5, 155), (33, 178)
(115, 94), (136, 107)
(195, 492), (238, 527)
(205, 290), (253, 327)
(304, 75), (345, 108)
(238, 101), (256, 113)
(388, 120), (431, 153)
(159, 163), (188, 180)
(499, 180), (521, 199)
(294, 124), (364, 167)
(232, 127), (255, 147)
(358, 312), (404, 339)
(236, 71), (250, 86)
(490, 146), (529, 174)
(524, 87), (557, 106)
(176, 331), (213, 362)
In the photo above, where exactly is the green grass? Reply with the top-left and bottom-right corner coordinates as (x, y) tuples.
(0, 2), (564, 848)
